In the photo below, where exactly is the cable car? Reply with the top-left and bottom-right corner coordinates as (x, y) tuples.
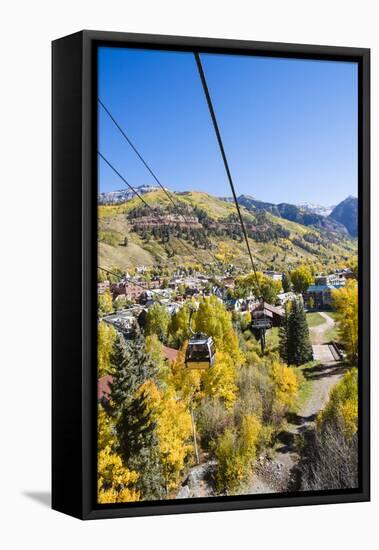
(185, 332), (216, 370)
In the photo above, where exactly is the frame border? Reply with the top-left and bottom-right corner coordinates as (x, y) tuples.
(52, 30), (370, 520)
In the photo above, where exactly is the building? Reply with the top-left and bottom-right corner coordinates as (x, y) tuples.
(304, 284), (336, 309)
(97, 280), (110, 294)
(305, 272), (346, 309)
(314, 273), (346, 288)
(139, 288), (172, 304)
(103, 310), (137, 334)
(335, 268), (355, 280)
(263, 270), (283, 282)
(225, 298), (244, 312)
(276, 291), (297, 306)
(111, 280), (144, 301)
(250, 302), (284, 327)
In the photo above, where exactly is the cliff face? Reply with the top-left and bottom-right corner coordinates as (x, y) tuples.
(329, 196), (358, 237)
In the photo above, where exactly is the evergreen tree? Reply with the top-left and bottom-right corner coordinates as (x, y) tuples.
(282, 272), (292, 293)
(109, 332), (159, 412)
(109, 332), (165, 499)
(279, 304), (290, 365)
(289, 298), (313, 365)
(279, 298), (313, 366)
(118, 389), (165, 500)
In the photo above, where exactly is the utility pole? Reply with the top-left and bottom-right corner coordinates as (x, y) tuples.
(260, 327), (266, 354)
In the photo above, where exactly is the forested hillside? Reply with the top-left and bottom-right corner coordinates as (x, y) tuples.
(98, 190), (356, 273)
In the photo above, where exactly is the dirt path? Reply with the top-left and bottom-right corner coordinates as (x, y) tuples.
(248, 312), (345, 494)
(310, 311), (335, 344)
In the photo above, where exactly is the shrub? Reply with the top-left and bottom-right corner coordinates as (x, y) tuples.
(317, 368), (358, 439)
(197, 398), (234, 451)
(214, 414), (261, 493)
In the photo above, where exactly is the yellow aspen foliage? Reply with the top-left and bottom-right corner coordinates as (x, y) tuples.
(156, 398), (193, 491)
(97, 405), (139, 503)
(317, 368), (358, 439)
(170, 344), (203, 405)
(192, 296), (244, 365)
(340, 399), (359, 439)
(98, 289), (113, 316)
(98, 446), (140, 503)
(214, 429), (246, 491)
(202, 351), (238, 409)
(332, 280), (358, 364)
(98, 405), (115, 449)
(134, 379), (193, 491)
(98, 321), (117, 377)
(215, 242), (236, 265)
(214, 414), (262, 492)
(270, 361), (299, 407)
(290, 264), (313, 294)
(240, 414), (262, 460)
(145, 334), (170, 385)
(174, 366), (203, 407)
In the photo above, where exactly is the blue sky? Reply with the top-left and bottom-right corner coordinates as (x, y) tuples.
(98, 47), (358, 206)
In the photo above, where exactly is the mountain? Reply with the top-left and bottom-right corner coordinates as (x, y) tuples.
(98, 185), (162, 205)
(297, 203), (334, 217)
(236, 195), (348, 236)
(329, 196), (358, 237)
(98, 190), (356, 272)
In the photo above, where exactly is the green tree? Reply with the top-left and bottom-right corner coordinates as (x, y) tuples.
(290, 265), (313, 294)
(279, 304), (290, 365)
(98, 321), (117, 377)
(145, 303), (170, 343)
(192, 296), (243, 364)
(235, 272), (281, 304)
(168, 305), (191, 348)
(109, 333), (165, 500)
(279, 298), (313, 366)
(282, 272), (292, 293)
(98, 289), (113, 316)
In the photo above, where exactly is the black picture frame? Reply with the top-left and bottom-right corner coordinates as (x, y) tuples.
(52, 30), (370, 520)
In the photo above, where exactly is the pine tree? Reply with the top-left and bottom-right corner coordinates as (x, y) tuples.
(108, 332), (165, 499)
(109, 332), (159, 412)
(289, 298), (313, 365)
(282, 272), (292, 293)
(279, 298), (313, 366)
(118, 389), (166, 500)
(279, 303), (290, 365)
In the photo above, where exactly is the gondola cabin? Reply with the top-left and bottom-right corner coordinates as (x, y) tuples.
(185, 333), (216, 370)
(251, 309), (273, 330)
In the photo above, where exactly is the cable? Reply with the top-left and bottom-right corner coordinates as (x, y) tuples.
(98, 152), (211, 268)
(194, 52), (262, 298)
(98, 98), (221, 267)
(98, 152), (152, 209)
